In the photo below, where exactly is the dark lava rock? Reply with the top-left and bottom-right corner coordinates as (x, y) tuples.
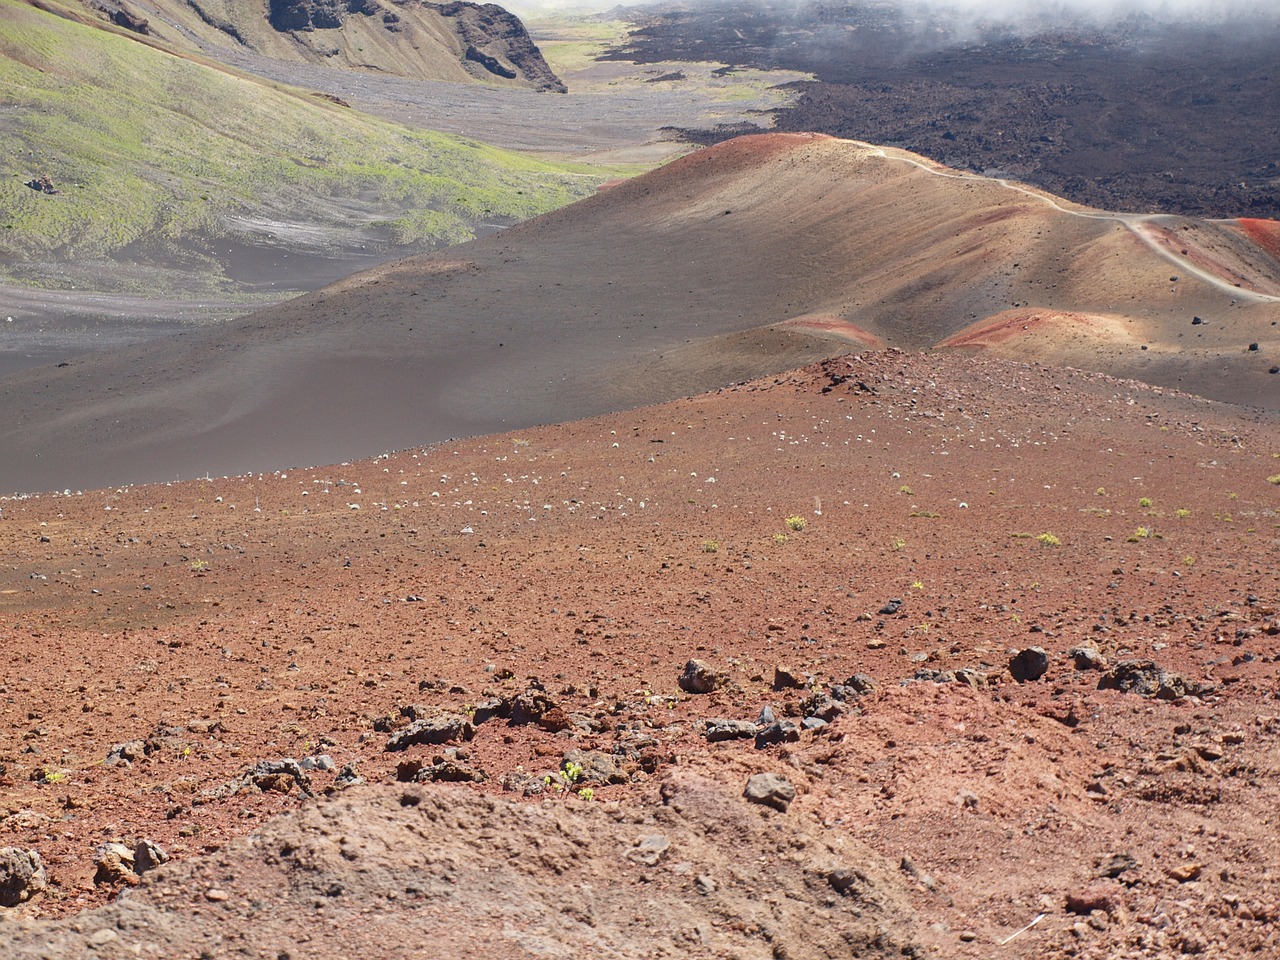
(743, 772), (796, 812)
(772, 664), (808, 690)
(1098, 660), (1210, 701)
(1009, 646), (1050, 683)
(679, 659), (724, 694)
(755, 721), (801, 749)
(471, 697), (506, 725)
(800, 692), (846, 722)
(509, 690), (572, 731)
(878, 599), (903, 616)
(384, 714), (474, 752)
(834, 675), (875, 701)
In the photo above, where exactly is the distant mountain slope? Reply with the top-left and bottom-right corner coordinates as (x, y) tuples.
(0, 0), (606, 294)
(1, 133), (1277, 492)
(35, 0), (566, 90)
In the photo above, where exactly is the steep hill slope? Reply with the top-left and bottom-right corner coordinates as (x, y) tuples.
(32, 0), (565, 90)
(0, 0), (607, 297)
(2, 133), (1278, 493)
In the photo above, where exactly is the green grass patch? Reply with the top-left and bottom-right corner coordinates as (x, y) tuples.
(0, 0), (621, 269)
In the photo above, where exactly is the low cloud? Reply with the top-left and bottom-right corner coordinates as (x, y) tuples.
(909, 0), (1278, 23)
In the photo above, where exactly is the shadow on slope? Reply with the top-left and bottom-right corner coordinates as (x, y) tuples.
(1, 133), (1277, 493)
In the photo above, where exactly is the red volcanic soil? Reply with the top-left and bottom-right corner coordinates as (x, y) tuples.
(937, 309), (1131, 351)
(1237, 218), (1280, 263)
(2, 351), (1279, 958)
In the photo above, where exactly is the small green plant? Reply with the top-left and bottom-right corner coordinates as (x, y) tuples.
(701, 540), (719, 553)
(785, 515), (806, 532)
(1174, 508), (1191, 518)
(772, 533), (789, 545)
(1096, 487), (1106, 496)
(1127, 526), (1152, 542)
(890, 536), (906, 551)
(1268, 475), (1280, 485)
(190, 559), (209, 572)
(910, 580), (925, 590)
(898, 485), (914, 496)
(1138, 497), (1153, 508)
(577, 787), (595, 802)
(1184, 555), (1196, 566)
(1036, 533), (1061, 547)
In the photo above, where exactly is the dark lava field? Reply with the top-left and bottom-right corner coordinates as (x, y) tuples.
(610, 0), (1280, 219)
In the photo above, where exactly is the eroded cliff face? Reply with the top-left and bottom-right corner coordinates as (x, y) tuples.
(71, 0), (566, 91)
(261, 0), (565, 91)
(435, 1), (567, 93)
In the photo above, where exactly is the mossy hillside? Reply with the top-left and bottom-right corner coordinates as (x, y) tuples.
(0, 0), (614, 268)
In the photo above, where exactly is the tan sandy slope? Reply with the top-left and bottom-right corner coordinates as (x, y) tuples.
(1, 134), (1277, 493)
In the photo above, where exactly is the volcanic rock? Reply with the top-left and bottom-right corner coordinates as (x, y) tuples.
(743, 772), (796, 812)
(678, 659), (723, 694)
(1009, 646), (1050, 683)
(0, 848), (47, 906)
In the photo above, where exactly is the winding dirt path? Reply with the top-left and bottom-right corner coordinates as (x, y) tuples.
(853, 140), (1280, 305)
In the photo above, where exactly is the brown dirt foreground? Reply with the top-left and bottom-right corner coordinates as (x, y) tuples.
(1, 350), (1279, 958)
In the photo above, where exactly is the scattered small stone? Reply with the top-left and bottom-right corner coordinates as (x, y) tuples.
(828, 866), (866, 895)
(0, 847), (47, 906)
(333, 762), (364, 788)
(755, 720), (800, 748)
(959, 930), (977, 942)
(625, 834), (671, 866)
(88, 929), (119, 946)
(1096, 852), (1139, 879)
(705, 719), (759, 742)
(678, 659), (724, 694)
(299, 754), (336, 771)
(24, 175), (57, 195)
(133, 839), (168, 875)
(756, 704), (776, 725)
(104, 739), (147, 767)
(471, 697), (506, 725)
(205, 888), (230, 902)
(1066, 881), (1122, 914)
(1009, 646), (1050, 683)
(498, 771), (546, 797)
(415, 759), (487, 784)
(1167, 863), (1203, 882)
(743, 772), (796, 812)
(221, 759), (314, 797)
(92, 842), (139, 886)
(562, 749), (628, 785)
(879, 599), (903, 616)
(696, 874), (717, 893)
(1069, 646), (1106, 671)
(772, 664), (807, 690)
(834, 673), (879, 698)
(801, 715), (829, 731)
(800, 692), (846, 722)
(509, 690), (572, 731)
